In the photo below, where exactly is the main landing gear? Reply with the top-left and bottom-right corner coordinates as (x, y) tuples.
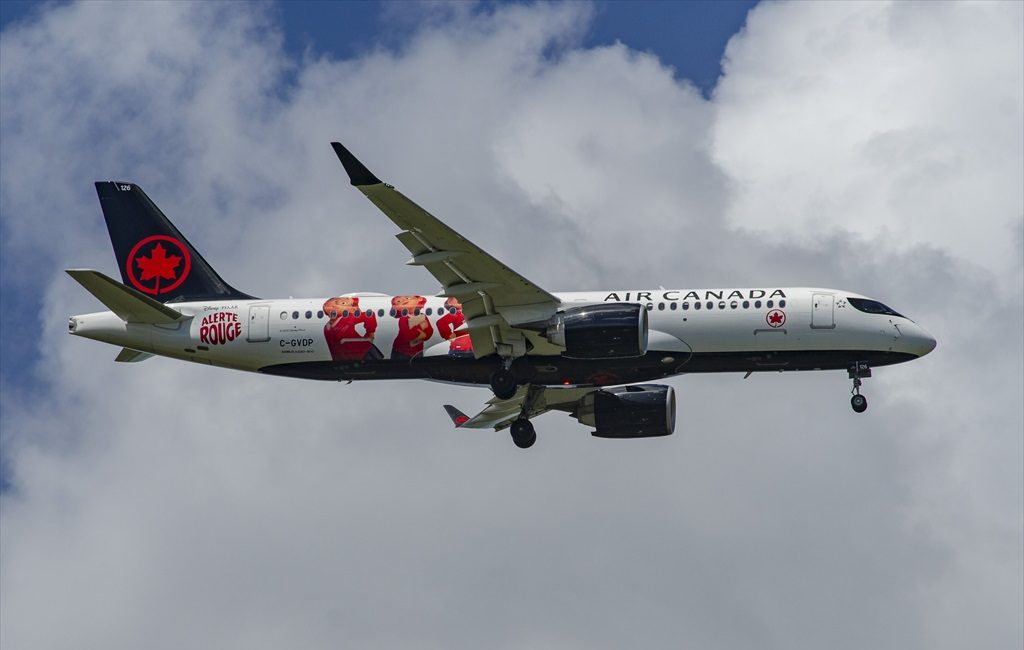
(510, 418), (536, 449)
(849, 362), (871, 413)
(489, 368), (517, 400)
(508, 385), (540, 449)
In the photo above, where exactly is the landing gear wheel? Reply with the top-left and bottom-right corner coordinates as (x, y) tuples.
(848, 362), (871, 414)
(490, 368), (517, 400)
(510, 419), (536, 449)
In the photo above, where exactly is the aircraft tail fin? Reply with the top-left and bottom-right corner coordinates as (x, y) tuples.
(66, 269), (186, 324)
(94, 182), (254, 303)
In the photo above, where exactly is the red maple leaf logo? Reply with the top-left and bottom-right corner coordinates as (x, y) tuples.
(125, 235), (191, 295)
(769, 311), (783, 324)
(135, 243), (182, 282)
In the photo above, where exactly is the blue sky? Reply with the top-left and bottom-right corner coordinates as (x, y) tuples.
(1, 0), (755, 94)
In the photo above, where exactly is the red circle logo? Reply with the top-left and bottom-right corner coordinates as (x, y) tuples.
(125, 235), (191, 296)
(766, 309), (786, 328)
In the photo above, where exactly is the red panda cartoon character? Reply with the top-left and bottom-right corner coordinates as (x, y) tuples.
(323, 296), (380, 362)
(390, 295), (433, 360)
(435, 296), (474, 357)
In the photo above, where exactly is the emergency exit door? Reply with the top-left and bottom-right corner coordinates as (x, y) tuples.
(247, 305), (270, 342)
(811, 293), (835, 329)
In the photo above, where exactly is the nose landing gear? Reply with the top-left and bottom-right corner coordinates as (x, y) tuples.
(848, 362), (871, 413)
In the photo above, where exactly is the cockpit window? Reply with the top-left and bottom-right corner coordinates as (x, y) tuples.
(848, 297), (903, 318)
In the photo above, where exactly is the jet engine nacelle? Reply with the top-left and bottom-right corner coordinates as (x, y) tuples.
(545, 303), (648, 359)
(575, 384), (676, 438)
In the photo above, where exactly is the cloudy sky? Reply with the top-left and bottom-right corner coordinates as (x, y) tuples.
(1, 1), (1021, 649)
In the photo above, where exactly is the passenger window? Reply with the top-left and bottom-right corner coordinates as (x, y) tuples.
(317, 310), (324, 319)
(280, 311), (288, 320)
(754, 300), (761, 309)
(305, 311), (312, 319)
(402, 309), (409, 316)
(354, 309), (361, 317)
(742, 300), (749, 309)
(426, 308), (432, 316)
(658, 303), (665, 311)
(767, 300), (774, 308)
(682, 302), (689, 311)
(646, 303), (653, 311)
(341, 310), (349, 318)
(779, 299), (786, 308)
(694, 302), (701, 310)
(730, 301), (738, 309)
(389, 309), (396, 317)
(669, 302), (677, 311)
(378, 309), (385, 317)
(414, 308), (420, 316)
(719, 301), (726, 310)
(706, 301), (713, 310)
(292, 311), (299, 319)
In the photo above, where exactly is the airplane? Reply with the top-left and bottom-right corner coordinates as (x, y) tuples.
(67, 142), (937, 448)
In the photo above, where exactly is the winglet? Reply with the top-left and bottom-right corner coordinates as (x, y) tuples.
(331, 142), (382, 186)
(443, 405), (470, 428)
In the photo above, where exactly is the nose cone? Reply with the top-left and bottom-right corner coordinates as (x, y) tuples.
(907, 323), (937, 357)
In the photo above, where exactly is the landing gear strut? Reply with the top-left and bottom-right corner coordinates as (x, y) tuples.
(848, 362), (871, 413)
(510, 418), (536, 449)
(489, 367), (517, 400)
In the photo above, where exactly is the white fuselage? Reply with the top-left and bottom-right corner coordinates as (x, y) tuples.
(69, 287), (936, 385)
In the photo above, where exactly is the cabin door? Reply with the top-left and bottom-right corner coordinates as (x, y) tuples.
(811, 293), (836, 329)
(247, 305), (271, 342)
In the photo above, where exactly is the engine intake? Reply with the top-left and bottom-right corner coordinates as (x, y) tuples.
(574, 384), (675, 438)
(546, 303), (648, 359)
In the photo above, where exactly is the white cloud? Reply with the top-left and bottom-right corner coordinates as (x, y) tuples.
(713, 1), (1024, 291)
(1, 2), (1021, 649)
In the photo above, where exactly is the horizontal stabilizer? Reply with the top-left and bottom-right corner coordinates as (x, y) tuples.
(115, 348), (153, 363)
(443, 405), (470, 428)
(66, 269), (187, 324)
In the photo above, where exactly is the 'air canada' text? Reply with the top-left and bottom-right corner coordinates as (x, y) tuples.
(604, 289), (787, 302)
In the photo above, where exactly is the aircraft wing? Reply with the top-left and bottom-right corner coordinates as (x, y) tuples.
(331, 142), (562, 358)
(444, 385), (598, 431)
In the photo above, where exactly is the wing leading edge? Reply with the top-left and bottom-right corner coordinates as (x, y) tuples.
(331, 142), (562, 359)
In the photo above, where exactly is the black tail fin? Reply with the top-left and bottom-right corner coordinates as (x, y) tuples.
(95, 182), (254, 303)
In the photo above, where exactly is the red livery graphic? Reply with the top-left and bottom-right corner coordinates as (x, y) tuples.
(391, 295), (433, 360)
(323, 296), (381, 362)
(766, 309), (786, 328)
(126, 235), (191, 296)
(200, 312), (241, 345)
(435, 297), (474, 357)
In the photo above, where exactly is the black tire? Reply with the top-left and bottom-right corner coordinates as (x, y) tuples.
(851, 394), (868, 413)
(510, 419), (536, 449)
(490, 368), (517, 400)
